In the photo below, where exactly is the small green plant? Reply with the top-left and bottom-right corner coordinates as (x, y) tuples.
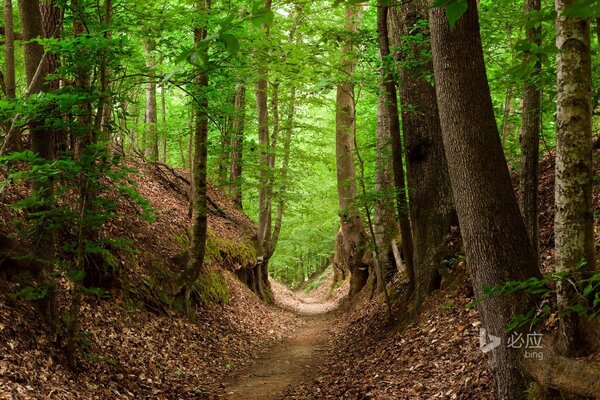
(468, 259), (600, 331)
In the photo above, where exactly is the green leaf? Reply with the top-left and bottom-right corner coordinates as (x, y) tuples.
(446, 0), (468, 27)
(68, 269), (86, 282)
(583, 283), (594, 298)
(571, 303), (587, 315)
(218, 33), (239, 56)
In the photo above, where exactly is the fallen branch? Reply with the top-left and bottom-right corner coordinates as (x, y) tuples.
(153, 162), (227, 217)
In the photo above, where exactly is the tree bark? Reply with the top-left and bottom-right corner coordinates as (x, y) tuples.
(519, 0), (542, 266)
(144, 38), (158, 162)
(554, 0), (594, 356)
(377, 0), (415, 294)
(373, 92), (398, 292)
(270, 85), (296, 257)
(229, 83), (246, 209)
(161, 84), (167, 163)
(179, 0), (211, 308)
(3, 0), (19, 151)
(334, 4), (369, 297)
(19, 0), (58, 331)
(429, 1), (541, 398)
(391, 1), (456, 311)
(254, 0), (274, 302)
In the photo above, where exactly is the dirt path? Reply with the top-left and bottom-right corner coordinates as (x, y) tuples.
(222, 294), (336, 399)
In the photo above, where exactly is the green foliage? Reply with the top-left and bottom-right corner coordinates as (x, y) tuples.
(469, 260), (600, 331)
(304, 267), (332, 294)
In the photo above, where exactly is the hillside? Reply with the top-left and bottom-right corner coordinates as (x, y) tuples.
(0, 163), (300, 399)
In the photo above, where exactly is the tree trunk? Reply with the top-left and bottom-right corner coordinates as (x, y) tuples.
(390, 1), (456, 310)
(519, 0), (542, 266)
(254, 0), (274, 302)
(270, 85), (296, 257)
(3, 0), (20, 151)
(144, 38), (158, 162)
(373, 92), (398, 292)
(334, 4), (369, 298)
(161, 84), (167, 163)
(377, 1), (415, 294)
(500, 88), (516, 150)
(229, 83), (246, 209)
(19, 0), (58, 331)
(554, 0), (594, 356)
(429, 1), (541, 398)
(179, 0), (211, 309)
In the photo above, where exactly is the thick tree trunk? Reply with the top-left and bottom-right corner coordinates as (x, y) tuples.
(144, 38), (158, 162)
(519, 0), (542, 266)
(429, 1), (541, 398)
(377, 1), (415, 293)
(554, 0), (594, 356)
(179, 0), (211, 309)
(334, 5), (369, 297)
(391, 1), (456, 311)
(230, 83), (246, 209)
(19, 0), (58, 331)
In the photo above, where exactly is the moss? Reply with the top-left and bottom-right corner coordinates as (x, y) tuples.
(204, 229), (257, 269)
(191, 268), (230, 305)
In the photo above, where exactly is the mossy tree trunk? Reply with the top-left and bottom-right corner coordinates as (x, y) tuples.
(554, 0), (594, 357)
(334, 4), (369, 298)
(179, 0), (211, 310)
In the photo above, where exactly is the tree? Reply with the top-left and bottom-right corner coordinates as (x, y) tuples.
(178, 0), (211, 310)
(229, 83), (246, 209)
(3, 0), (19, 152)
(144, 37), (159, 162)
(18, 0), (58, 330)
(334, 4), (369, 297)
(255, 0), (274, 302)
(373, 92), (398, 292)
(554, 0), (595, 356)
(429, 1), (541, 397)
(389, 0), (456, 310)
(519, 0), (542, 265)
(376, 0), (415, 294)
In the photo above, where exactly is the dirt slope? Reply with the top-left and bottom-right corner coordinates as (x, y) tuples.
(0, 162), (300, 399)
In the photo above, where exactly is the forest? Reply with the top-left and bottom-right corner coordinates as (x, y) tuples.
(0, 0), (599, 399)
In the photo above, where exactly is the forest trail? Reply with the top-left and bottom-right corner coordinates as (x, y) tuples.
(222, 288), (337, 399)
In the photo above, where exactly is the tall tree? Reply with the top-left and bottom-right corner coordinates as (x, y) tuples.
(334, 4), (369, 297)
(429, 1), (541, 397)
(519, 0), (542, 265)
(19, 0), (57, 330)
(144, 37), (159, 162)
(390, 1), (456, 310)
(376, 0), (415, 293)
(178, 0), (211, 310)
(255, 0), (274, 302)
(229, 83), (246, 209)
(554, 0), (594, 356)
